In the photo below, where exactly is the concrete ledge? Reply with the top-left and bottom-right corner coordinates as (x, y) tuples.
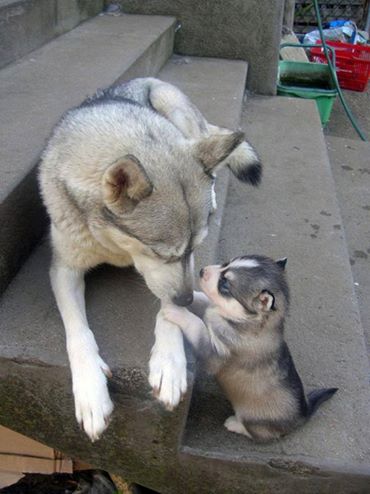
(114, 0), (284, 95)
(0, 0), (104, 70)
(0, 13), (176, 294)
(0, 167), (47, 295)
(326, 136), (370, 354)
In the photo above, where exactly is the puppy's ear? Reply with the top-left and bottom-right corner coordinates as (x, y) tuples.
(195, 132), (245, 173)
(102, 155), (153, 214)
(276, 258), (287, 270)
(257, 290), (275, 312)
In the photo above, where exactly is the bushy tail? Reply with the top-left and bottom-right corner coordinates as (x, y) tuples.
(307, 387), (338, 417)
(226, 140), (262, 186)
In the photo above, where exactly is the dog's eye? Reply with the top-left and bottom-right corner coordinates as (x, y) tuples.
(218, 276), (230, 295)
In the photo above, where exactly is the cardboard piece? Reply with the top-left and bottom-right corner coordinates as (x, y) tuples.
(0, 425), (72, 487)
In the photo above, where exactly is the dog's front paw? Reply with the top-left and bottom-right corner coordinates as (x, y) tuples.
(71, 350), (114, 442)
(149, 317), (187, 410)
(149, 347), (187, 410)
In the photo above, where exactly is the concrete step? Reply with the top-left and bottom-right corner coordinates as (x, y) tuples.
(0, 0), (103, 70)
(0, 56), (249, 491)
(180, 96), (370, 493)
(326, 136), (370, 354)
(0, 13), (176, 294)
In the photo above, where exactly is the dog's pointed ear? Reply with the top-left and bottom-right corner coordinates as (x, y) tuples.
(195, 132), (245, 173)
(102, 155), (153, 214)
(276, 257), (287, 270)
(257, 290), (275, 312)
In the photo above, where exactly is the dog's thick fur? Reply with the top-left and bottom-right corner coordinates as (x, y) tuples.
(38, 77), (261, 440)
(163, 256), (338, 442)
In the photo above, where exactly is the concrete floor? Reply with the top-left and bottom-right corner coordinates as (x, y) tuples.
(324, 84), (370, 140)
(324, 83), (370, 354)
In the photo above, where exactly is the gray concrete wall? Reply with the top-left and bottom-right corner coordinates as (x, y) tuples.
(0, 0), (104, 69)
(112, 0), (284, 95)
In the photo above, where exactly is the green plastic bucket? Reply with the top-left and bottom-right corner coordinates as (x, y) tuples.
(277, 60), (338, 126)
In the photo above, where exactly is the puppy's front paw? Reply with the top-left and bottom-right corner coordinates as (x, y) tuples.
(162, 306), (189, 327)
(71, 350), (114, 442)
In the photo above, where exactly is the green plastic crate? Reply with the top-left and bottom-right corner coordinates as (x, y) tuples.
(277, 60), (338, 126)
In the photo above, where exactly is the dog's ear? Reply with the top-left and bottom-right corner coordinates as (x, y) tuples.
(256, 290), (275, 312)
(195, 132), (245, 173)
(276, 258), (287, 270)
(102, 155), (153, 214)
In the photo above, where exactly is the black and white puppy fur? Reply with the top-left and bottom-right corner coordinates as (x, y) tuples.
(163, 255), (338, 442)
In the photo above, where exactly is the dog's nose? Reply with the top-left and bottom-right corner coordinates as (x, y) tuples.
(199, 268), (204, 278)
(172, 292), (194, 307)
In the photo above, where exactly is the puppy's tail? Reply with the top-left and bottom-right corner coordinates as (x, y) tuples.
(226, 140), (262, 186)
(307, 387), (338, 417)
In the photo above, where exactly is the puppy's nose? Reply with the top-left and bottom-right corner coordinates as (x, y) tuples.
(172, 292), (194, 307)
(199, 268), (204, 278)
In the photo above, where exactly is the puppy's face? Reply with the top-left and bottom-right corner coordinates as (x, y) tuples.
(199, 255), (289, 322)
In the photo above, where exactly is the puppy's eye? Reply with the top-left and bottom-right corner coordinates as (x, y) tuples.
(218, 276), (230, 295)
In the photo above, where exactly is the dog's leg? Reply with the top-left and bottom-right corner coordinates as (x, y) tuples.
(148, 309), (187, 410)
(162, 305), (213, 359)
(50, 259), (113, 441)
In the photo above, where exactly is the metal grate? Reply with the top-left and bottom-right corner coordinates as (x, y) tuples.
(294, 0), (367, 33)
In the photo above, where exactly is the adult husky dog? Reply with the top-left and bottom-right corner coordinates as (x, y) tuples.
(39, 78), (261, 441)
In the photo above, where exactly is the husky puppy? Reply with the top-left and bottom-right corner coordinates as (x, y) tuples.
(163, 255), (338, 442)
(38, 77), (262, 441)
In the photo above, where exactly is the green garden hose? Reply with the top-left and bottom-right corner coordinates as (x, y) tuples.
(312, 0), (368, 141)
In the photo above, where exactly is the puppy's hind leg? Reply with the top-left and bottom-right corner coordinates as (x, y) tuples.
(224, 416), (253, 439)
(50, 259), (113, 441)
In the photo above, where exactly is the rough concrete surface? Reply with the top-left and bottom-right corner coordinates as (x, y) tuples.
(113, 0), (284, 95)
(181, 96), (370, 489)
(326, 136), (370, 354)
(0, 0), (104, 69)
(0, 13), (175, 294)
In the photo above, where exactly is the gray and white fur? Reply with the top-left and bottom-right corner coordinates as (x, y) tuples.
(163, 255), (338, 442)
(38, 77), (261, 441)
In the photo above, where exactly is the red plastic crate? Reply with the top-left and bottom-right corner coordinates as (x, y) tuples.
(310, 41), (370, 92)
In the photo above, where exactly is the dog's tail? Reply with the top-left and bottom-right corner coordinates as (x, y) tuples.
(226, 140), (262, 186)
(307, 387), (338, 418)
